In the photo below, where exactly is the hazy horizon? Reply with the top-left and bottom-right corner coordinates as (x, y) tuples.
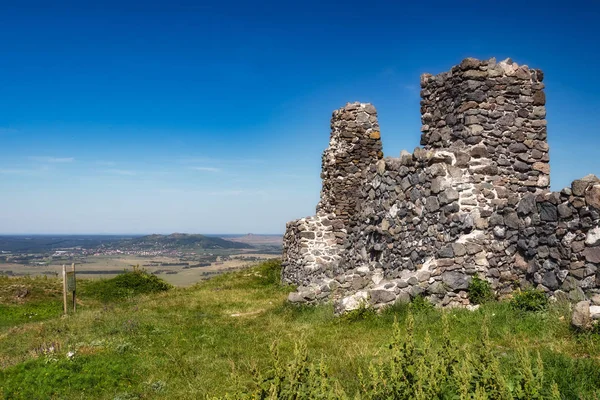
(0, 232), (283, 236)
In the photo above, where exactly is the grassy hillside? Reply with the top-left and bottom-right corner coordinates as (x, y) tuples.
(1, 261), (599, 399)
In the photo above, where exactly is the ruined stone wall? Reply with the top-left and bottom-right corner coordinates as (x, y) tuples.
(317, 103), (383, 226)
(281, 57), (600, 312)
(512, 177), (600, 302)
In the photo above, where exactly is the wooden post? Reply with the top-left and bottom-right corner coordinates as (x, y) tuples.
(62, 264), (67, 315)
(71, 263), (76, 313)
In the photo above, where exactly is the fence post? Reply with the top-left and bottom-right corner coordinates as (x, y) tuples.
(62, 264), (67, 315)
(72, 263), (76, 313)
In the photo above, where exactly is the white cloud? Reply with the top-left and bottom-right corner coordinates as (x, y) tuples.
(29, 156), (75, 163)
(0, 168), (42, 176)
(402, 84), (420, 94)
(180, 157), (265, 165)
(106, 169), (137, 176)
(0, 169), (26, 175)
(207, 189), (243, 196)
(190, 166), (221, 172)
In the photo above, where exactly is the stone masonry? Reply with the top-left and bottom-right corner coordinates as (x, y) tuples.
(282, 57), (600, 313)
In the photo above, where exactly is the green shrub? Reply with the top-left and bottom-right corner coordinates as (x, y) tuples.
(511, 288), (548, 312)
(215, 342), (347, 399)
(225, 312), (562, 399)
(468, 276), (494, 305)
(410, 295), (434, 313)
(81, 267), (171, 302)
(254, 258), (283, 287)
(341, 302), (376, 322)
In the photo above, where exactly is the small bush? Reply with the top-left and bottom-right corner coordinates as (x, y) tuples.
(410, 295), (434, 313)
(468, 276), (494, 305)
(511, 288), (548, 312)
(254, 259), (283, 286)
(341, 302), (376, 322)
(81, 267), (171, 302)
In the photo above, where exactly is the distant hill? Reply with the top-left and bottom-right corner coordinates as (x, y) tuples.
(220, 234), (283, 246)
(0, 233), (253, 254)
(0, 235), (135, 253)
(113, 233), (253, 250)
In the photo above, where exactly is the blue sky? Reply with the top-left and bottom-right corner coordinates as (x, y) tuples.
(1, 0), (599, 234)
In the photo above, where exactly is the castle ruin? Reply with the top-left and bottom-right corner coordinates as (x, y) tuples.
(281, 57), (600, 312)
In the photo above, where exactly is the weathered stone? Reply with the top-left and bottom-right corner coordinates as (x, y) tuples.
(583, 247), (600, 263)
(508, 142), (528, 153)
(513, 160), (530, 172)
(504, 212), (520, 229)
(557, 203), (573, 219)
(369, 289), (396, 304)
(517, 194), (537, 215)
(438, 246), (454, 259)
(542, 271), (559, 290)
(585, 184), (600, 210)
(439, 189), (459, 205)
(442, 271), (470, 291)
(532, 91), (546, 106)
(452, 243), (467, 257)
(532, 162), (550, 174)
(428, 281), (447, 295)
(335, 291), (368, 313)
(300, 231), (316, 240)
(586, 227), (600, 246)
(572, 174), (599, 196)
(396, 291), (411, 304)
(425, 196), (440, 212)
(288, 292), (305, 303)
(538, 202), (558, 222)
(571, 301), (592, 330)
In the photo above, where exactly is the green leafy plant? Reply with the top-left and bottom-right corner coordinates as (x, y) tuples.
(81, 267), (172, 302)
(410, 294), (434, 313)
(341, 301), (376, 322)
(217, 341), (347, 399)
(468, 276), (495, 305)
(510, 288), (548, 312)
(225, 312), (562, 399)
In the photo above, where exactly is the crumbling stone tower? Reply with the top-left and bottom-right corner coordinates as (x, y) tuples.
(282, 58), (600, 312)
(317, 103), (383, 224)
(420, 57), (549, 197)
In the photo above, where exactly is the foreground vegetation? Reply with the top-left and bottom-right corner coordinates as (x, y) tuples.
(1, 261), (599, 399)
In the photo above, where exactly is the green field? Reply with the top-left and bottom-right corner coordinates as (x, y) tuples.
(1, 261), (599, 399)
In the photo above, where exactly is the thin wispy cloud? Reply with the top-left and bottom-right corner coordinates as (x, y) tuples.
(96, 161), (117, 166)
(0, 168), (43, 176)
(29, 156), (75, 163)
(0, 169), (27, 175)
(402, 84), (420, 95)
(106, 169), (137, 176)
(155, 188), (267, 197)
(180, 157), (265, 165)
(207, 189), (243, 196)
(190, 166), (221, 172)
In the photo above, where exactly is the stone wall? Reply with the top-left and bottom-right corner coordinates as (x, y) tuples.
(281, 57), (600, 312)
